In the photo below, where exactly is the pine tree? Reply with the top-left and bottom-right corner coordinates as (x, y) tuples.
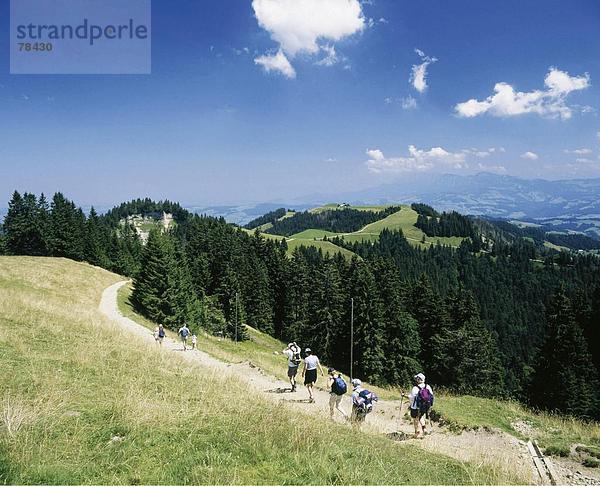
(47, 192), (85, 260)
(84, 207), (109, 267)
(347, 259), (386, 383)
(442, 290), (505, 396)
(374, 259), (421, 387)
(587, 286), (600, 372)
(3, 191), (46, 255)
(405, 275), (449, 383)
(530, 290), (599, 419)
(307, 259), (344, 364)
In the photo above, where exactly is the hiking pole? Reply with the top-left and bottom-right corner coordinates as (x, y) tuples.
(398, 389), (405, 433)
(235, 292), (238, 343)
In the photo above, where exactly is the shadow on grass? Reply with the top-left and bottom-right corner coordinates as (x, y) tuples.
(265, 387), (293, 394)
(387, 431), (413, 442)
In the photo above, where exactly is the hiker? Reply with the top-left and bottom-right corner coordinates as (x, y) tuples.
(350, 379), (378, 428)
(409, 372), (434, 439)
(283, 342), (302, 392)
(157, 324), (165, 345)
(153, 326), (160, 343)
(191, 334), (197, 350)
(328, 367), (348, 420)
(301, 348), (324, 403)
(178, 324), (190, 351)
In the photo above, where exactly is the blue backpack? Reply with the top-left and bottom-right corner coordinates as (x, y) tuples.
(332, 376), (347, 395)
(180, 327), (189, 338)
(354, 389), (378, 414)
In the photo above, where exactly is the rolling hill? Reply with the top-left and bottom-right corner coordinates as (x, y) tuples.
(243, 205), (467, 259)
(0, 256), (525, 484)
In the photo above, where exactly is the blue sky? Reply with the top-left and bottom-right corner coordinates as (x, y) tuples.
(1, 0), (599, 206)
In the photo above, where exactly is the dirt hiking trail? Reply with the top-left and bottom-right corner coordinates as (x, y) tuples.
(100, 280), (597, 485)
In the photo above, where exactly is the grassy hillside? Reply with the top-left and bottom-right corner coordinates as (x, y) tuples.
(0, 257), (505, 484)
(117, 283), (600, 459)
(242, 205), (466, 260)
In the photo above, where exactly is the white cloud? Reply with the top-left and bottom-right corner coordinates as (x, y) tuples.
(564, 148), (592, 155)
(254, 50), (296, 78)
(366, 145), (467, 173)
(455, 68), (590, 120)
(379, 17), (389, 24)
(401, 96), (418, 110)
(383, 96), (418, 110)
(252, 0), (365, 76)
(410, 48), (437, 93)
(521, 151), (539, 161)
(315, 45), (340, 66)
(461, 147), (504, 158)
(597, 131), (600, 140)
(477, 163), (507, 173)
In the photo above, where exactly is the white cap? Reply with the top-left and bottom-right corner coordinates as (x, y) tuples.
(414, 373), (425, 382)
(305, 348), (311, 353)
(351, 378), (362, 388)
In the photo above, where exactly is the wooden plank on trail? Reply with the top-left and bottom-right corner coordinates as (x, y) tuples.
(527, 440), (551, 485)
(534, 440), (559, 486)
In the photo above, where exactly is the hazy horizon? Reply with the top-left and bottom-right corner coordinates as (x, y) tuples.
(2, 0), (600, 207)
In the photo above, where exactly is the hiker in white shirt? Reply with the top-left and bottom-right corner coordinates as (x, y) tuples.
(178, 325), (190, 351)
(301, 348), (324, 403)
(408, 372), (434, 439)
(282, 342), (301, 392)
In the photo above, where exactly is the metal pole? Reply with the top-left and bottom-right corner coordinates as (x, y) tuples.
(350, 297), (354, 381)
(235, 292), (238, 343)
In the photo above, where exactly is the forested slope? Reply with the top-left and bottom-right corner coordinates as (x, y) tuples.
(2, 191), (598, 419)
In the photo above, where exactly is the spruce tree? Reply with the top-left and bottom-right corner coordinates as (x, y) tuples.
(374, 259), (421, 387)
(84, 207), (109, 267)
(47, 193), (85, 260)
(347, 259), (386, 383)
(530, 290), (599, 419)
(307, 259), (344, 364)
(443, 290), (505, 396)
(131, 230), (173, 326)
(3, 191), (46, 255)
(405, 275), (449, 384)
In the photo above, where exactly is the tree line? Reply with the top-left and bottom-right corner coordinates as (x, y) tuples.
(2, 191), (598, 419)
(265, 206), (402, 237)
(245, 208), (288, 230)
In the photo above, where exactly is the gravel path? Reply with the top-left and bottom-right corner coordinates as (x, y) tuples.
(100, 280), (545, 483)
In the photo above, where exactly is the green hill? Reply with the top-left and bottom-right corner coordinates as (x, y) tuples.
(0, 256), (510, 484)
(242, 205), (466, 260)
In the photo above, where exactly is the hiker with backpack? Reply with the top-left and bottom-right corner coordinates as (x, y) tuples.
(178, 324), (190, 351)
(283, 342), (302, 392)
(328, 368), (348, 420)
(350, 379), (378, 428)
(301, 348), (324, 403)
(157, 324), (165, 345)
(409, 372), (434, 439)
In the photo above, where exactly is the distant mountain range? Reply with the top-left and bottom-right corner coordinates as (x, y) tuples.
(187, 173), (600, 239)
(2, 174), (598, 239)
